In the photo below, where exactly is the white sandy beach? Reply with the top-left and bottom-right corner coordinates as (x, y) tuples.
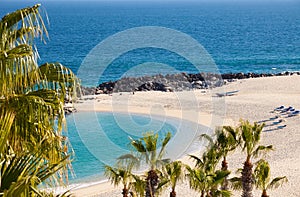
(70, 75), (300, 197)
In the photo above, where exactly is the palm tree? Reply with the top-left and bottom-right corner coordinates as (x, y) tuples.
(200, 126), (240, 190)
(0, 139), (71, 196)
(216, 126), (240, 190)
(188, 147), (231, 197)
(0, 2), (79, 165)
(129, 174), (146, 197)
(238, 120), (273, 197)
(254, 160), (287, 197)
(123, 131), (172, 197)
(215, 126), (239, 171)
(161, 161), (184, 197)
(189, 147), (220, 173)
(104, 165), (133, 197)
(186, 165), (231, 197)
(0, 4), (79, 195)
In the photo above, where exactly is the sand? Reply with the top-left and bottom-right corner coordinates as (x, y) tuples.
(70, 75), (300, 197)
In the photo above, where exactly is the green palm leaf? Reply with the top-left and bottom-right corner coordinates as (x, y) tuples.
(0, 148), (69, 196)
(0, 4), (80, 196)
(254, 159), (287, 194)
(0, 4), (47, 42)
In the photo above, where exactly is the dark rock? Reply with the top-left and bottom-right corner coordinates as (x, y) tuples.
(80, 71), (296, 95)
(96, 81), (116, 94)
(135, 81), (173, 92)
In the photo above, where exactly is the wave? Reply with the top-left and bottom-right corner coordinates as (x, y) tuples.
(43, 178), (109, 195)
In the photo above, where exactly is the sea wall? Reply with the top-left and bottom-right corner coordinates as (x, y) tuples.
(80, 71), (300, 95)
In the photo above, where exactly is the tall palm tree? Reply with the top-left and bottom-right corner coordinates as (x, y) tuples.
(215, 126), (240, 172)
(238, 120), (273, 197)
(0, 4), (79, 195)
(104, 165), (133, 197)
(216, 126), (240, 190)
(200, 126), (240, 190)
(129, 174), (146, 197)
(189, 147), (220, 173)
(254, 160), (287, 197)
(123, 131), (172, 197)
(186, 165), (231, 197)
(0, 2), (79, 165)
(188, 146), (231, 197)
(161, 161), (184, 197)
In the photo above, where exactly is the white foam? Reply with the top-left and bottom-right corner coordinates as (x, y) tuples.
(44, 179), (109, 195)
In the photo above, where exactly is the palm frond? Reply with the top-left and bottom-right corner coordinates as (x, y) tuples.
(185, 167), (206, 193)
(143, 132), (157, 152)
(199, 133), (214, 147)
(0, 149), (70, 196)
(213, 170), (230, 185)
(189, 154), (204, 168)
(156, 176), (169, 195)
(117, 154), (140, 170)
(0, 4), (48, 96)
(38, 62), (80, 99)
(130, 138), (147, 153)
(1, 92), (64, 157)
(158, 132), (171, 160)
(36, 190), (73, 197)
(104, 165), (122, 187)
(163, 161), (184, 190)
(0, 4), (48, 43)
(228, 177), (243, 190)
(267, 176), (288, 190)
(0, 109), (15, 153)
(254, 159), (288, 192)
(130, 174), (146, 197)
(252, 145), (273, 158)
(211, 189), (232, 197)
(0, 4), (79, 196)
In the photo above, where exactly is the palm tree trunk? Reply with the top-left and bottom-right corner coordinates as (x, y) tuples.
(170, 189), (176, 197)
(200, 191), (205, 197)
(146, 169), (158, 197)
(122, 186), (129, 197)
(261, 189), (269, 197)
(221, 156), (229, 190)
(207, 191), (213, 197)
(242, 157), (253, 197)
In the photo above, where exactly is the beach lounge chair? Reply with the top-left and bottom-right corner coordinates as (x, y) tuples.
(274, 106), (284, 111)
(290, 108), (295, 112)
(281, 106), (294, 113)
(277, 125), (287, 129)
(288, 110), (300, 117)
(215, 90), (239, 97)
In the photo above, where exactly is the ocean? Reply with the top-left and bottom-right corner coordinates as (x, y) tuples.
(1, 1), (300, 85)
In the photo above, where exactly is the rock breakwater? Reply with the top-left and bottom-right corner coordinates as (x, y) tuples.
(80, 71), (300, 95)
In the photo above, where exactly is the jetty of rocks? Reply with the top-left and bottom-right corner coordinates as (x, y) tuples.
(80, 71), (300, 95)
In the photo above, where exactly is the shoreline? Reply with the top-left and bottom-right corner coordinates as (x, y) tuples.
(70, 75), (300, 196)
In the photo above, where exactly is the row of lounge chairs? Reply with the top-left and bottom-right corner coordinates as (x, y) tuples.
(273, 105), (300, 117)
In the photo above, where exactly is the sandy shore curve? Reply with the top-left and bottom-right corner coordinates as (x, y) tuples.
(70, 75), (300, 197)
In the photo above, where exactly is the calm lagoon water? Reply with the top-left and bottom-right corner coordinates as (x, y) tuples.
(65, 112), (210, 184)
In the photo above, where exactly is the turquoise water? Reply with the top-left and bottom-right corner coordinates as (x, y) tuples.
(1, 1), (300, 85)
(64, 112), (207, 184)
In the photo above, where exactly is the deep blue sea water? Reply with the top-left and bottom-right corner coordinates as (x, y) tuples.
(1, 1), (300, 85)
